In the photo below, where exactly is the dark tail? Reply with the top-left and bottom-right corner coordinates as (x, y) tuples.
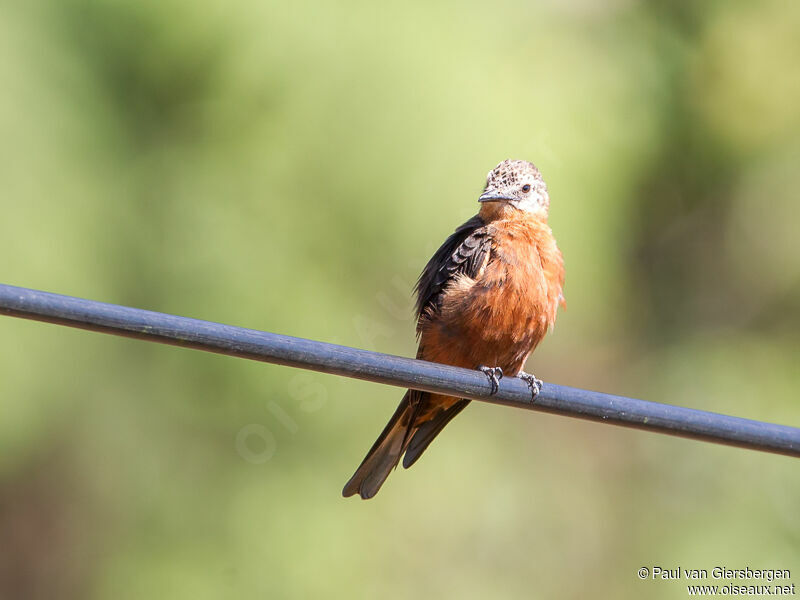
(402, 399), (469, 468)
(343, 392), (471, 499)
(342, 391), (418, 499)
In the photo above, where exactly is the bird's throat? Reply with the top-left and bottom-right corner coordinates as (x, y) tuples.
(478, 201), (513, 222)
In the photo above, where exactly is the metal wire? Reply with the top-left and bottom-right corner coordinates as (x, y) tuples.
(1, 283), (798, 458)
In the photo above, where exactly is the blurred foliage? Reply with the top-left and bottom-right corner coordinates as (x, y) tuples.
(1, 0), (799, 598)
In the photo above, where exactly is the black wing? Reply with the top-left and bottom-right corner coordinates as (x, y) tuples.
(414, 215), (490, 334)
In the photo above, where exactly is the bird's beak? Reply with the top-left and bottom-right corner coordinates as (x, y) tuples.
(478, 191), (514, 203)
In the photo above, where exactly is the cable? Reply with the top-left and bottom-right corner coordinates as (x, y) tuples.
(1, 283), (798, 458)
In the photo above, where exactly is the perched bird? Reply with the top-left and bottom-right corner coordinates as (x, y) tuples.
(343, 159), (566, 499)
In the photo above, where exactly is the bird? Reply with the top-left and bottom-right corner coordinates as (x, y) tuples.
(342, 159), (566, 499)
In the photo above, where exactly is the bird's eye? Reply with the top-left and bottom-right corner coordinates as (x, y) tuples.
(522, 184), (531, 193)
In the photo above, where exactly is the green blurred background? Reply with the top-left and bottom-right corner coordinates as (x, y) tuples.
(1, 0), (798, 598)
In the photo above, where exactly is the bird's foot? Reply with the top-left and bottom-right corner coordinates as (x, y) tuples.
(517, 371), (543, 402)
(478, 365), (504, 395)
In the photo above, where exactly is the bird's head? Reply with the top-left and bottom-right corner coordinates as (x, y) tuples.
(478, 159), (549, 219)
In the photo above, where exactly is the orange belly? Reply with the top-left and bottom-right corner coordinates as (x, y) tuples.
(419, 215), (563, 376)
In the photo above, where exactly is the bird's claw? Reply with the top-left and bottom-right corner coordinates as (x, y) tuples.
(517, 371), (542, 402)
(478, 365), (504, 395)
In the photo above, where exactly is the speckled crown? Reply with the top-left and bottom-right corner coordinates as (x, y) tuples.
(484, 159), (543, 190)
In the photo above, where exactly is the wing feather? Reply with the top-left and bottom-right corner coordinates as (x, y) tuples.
(414, 215), (490, 335)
